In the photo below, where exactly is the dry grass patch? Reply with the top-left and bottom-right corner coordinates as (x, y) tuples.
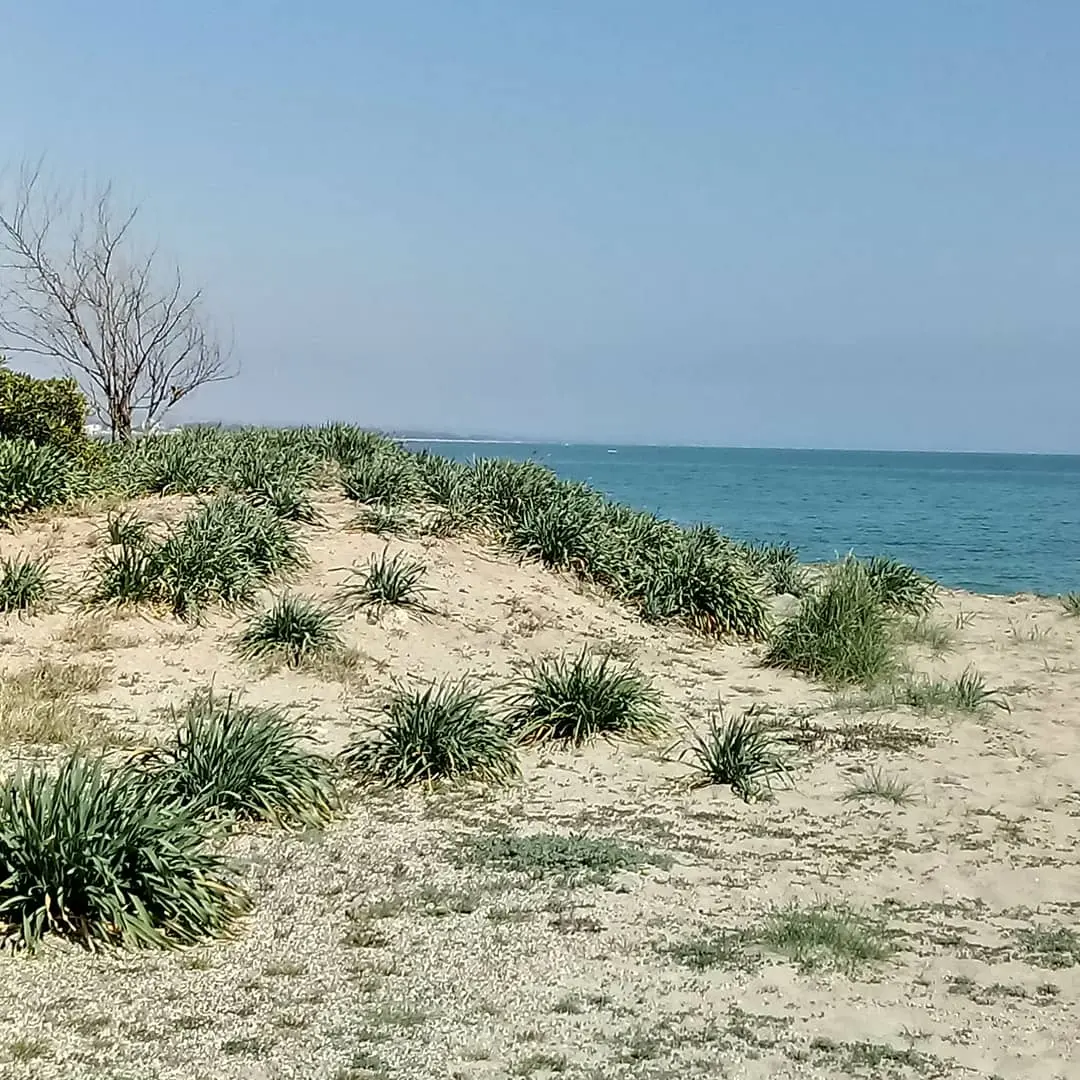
(0, 660), (111, 745)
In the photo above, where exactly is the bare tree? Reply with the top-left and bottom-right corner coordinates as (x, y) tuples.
(0, 161), (234, 440)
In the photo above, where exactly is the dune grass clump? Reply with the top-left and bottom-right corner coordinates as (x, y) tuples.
(104, 508), (152, 548)
(0, 438), (85, 523)
(736, 541), (812, 598)
(766, 558), (894, 685)
(136, 691), (337, 826)
(342, 680), (519, 787)
(677, 706), (792, 801)
(0, 753), (247, 950)
(228, 453), (322, 525)
(505, 650), (668, 747)
(338, 549), (434, 617)
(628, 527), (770, 639)
(1061, 593), (1080, 617)
(89, 494), (306, 618)
(893, 668), (1010, 714)
(0, 553), (57, 614)
(505, 485), (603, 570)
(350, 504), (415, 536)
(237, 594), (345, 668)
(341, 452), (420, 508)
(861, 555), (937, 616)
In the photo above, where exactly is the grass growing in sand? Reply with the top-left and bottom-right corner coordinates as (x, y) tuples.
(0, 553), (57, 614)
(136, 690), (337, 826)
(505, 650), (668, 747)
(338, 549), (435, 617)
(675, 705), (792, 800)
(342, 679), (520, 787)
(0, 754), (247, 950)
(236, 593), (345, 668)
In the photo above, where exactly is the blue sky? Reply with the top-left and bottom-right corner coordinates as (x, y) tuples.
(2, 1), (1078, 451)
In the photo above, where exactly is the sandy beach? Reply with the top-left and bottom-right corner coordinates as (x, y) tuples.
(0, 488), (1076, 1080)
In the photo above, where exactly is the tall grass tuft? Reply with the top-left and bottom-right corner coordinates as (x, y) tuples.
(628, 528), (770, 639)
(342, 680), (519, 787)
(0, 439), (84, 522)
(0, 553), (57, 614)
(338, 549), (434, 616)
(738, 541), (812, 597)
(341, 452), (420, 507)
(505, 487), (602, 570)
(861, 555), (937, 616)
(89, 494), (306, 618)
(505, 650), (668, 747)
(766, 558), (894, 685)
(1061, 593), (1080, 617)
(136, 691), (337, 826)
(237, 594), (345, 668)
(0, 753), (247, 950)
(677, 706), (792, 800)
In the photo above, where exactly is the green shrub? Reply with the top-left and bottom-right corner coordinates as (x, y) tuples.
(237, 594), (344, 667)
(338, 548), (434, 616)
(135, 691), (337, 826)
(342, 679), (518, 787)
(0, 438), (84, 522)
(0, 753), (247, 950)
(504, 650), (668, 747)
(861, 555), (937, 616)
(0, 553), (57, 613)
(737, 542), (811, 597)
(677, 706), (791, 800)
(0, 366), (90, 459)
(765, 558), (894, 685)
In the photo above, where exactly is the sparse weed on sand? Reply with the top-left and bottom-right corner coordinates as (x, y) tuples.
(1060, 593), (1080, 617)
(676, 705), (792, 801)
(338, 549), (435, 617)
(842, 767), (914, 806)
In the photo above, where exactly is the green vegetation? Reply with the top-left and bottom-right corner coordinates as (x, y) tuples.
(861, 555), (937, 615)
(0, 753), (247, 949)
(677, 706), (791, 800)
(136, 690), (337, 826)
(342, 679), (519, 787)
(766, 557), (896, 685)
(1061, 593), (1080, 617)
(504, 650), (668, 747)
(338, 549), (434, 617)
(0, 438), (86, 522)
(88, 494), (305, 618)
(461, 832), (670, 885)
(842, 767), (914, 805)
(0, 553), (57, 614)
(0, 365), (92, 460)
(237, 594), (345, 668)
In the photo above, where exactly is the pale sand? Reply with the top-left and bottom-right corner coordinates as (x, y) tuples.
(0, 493), (1077, 1079)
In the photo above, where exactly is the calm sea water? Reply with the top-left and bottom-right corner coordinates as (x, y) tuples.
(406, 443), (1080, 596)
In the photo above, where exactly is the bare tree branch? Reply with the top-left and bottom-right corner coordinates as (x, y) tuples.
(0, 160), (236, 439)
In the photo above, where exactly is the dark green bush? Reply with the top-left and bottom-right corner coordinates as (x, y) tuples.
(0, 753), (247, 950)
(505, 650), (668, 747)
(342, 679), (519, 787)
(0, 365), (90, 459)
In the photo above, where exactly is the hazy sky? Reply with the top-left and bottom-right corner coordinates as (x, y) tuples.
(3, 2), (1078, 451)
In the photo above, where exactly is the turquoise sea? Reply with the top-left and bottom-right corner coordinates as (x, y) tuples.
(406, 443), (1079, 596)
